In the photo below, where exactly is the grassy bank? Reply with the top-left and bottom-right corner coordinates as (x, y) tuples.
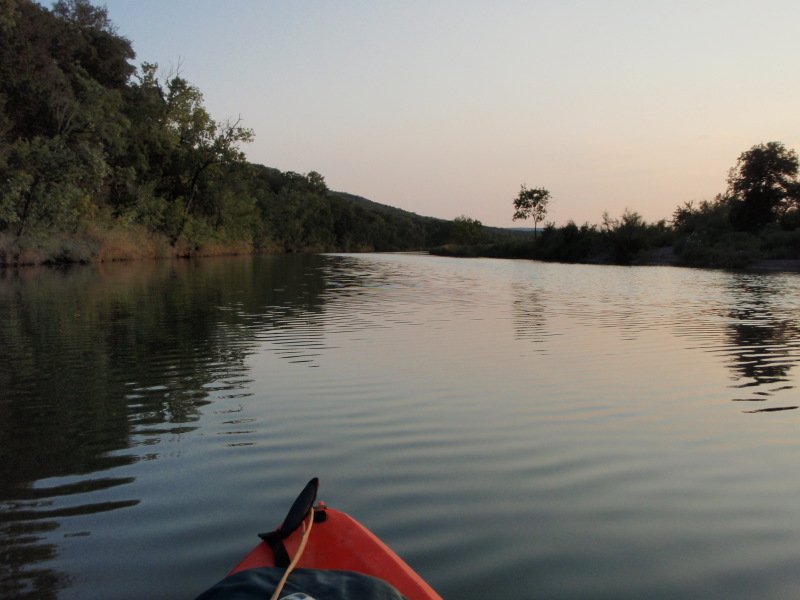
(0, 226), (256, 267)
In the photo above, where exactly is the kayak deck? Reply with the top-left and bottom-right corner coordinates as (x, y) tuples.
(230, 506), (443, 600)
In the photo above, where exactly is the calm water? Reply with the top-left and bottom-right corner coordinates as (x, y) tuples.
(3, 254), (800, 600)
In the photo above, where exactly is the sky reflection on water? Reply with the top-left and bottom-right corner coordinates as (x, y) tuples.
(3, 255), (800, 599)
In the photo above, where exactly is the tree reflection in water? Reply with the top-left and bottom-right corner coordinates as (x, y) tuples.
(722, 274), (800, 413)
(0, 255), (330, 599)
(510, 282), (550, 351)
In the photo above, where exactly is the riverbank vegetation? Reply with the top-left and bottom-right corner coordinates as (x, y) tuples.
(2, 1), (799, 270)
(434, 141), (800, 269)
(1, 0), (510, 266)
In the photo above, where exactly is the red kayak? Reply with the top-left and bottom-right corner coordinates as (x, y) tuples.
(196, 478), (443, 600)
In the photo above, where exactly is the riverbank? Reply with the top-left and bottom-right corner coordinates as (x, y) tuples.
(637, 248), (800, 272)
(431, 242), (800, 273)
(6, 229), (800, 274)
(0, 227), (257, 267)
(615, 246), (800, 272)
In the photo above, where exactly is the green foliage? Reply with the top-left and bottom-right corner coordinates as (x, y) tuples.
(671, 144), (800, 267)
(0, 0), (127, 237)
(0, 0), (263, 256)
(0, 136), (103, 235)
(52, 0), (116, 32)
(600, 208), (671, 264)
(759, 225), (800, 259)
(445, 140), (800, 269)
(512, 185), (550, 237)
(450, 211), (675, 266)
(726, 142), (800, 232)
(255, 171), (331, 252)
(452, 215), (484, 245)
(0, 0), (542, 264)
(676, 231), (761, 269)
(27, 0), (800, 271)
(532, 220), (600, 262)
(2, 0), (457, 264)
(127, 65), (254, 241)
(672, 197), (732, 239)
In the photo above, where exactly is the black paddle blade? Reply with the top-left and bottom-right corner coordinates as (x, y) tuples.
(279, 477), (319, 539)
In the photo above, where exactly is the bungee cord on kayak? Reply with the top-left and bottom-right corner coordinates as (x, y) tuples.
(270, 507), (315, 600)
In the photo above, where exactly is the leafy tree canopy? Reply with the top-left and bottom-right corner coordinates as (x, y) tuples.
(512, 185), (550, 238)
(726, 141), (800, 232)
(452, 215), (483, 245)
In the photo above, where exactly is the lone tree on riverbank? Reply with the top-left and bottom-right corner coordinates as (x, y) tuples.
(512, 185), (551, 238)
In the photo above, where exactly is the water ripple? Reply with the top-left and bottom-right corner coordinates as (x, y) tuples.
(6, 255), (800, 600)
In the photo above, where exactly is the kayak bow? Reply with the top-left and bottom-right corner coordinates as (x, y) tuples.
(196, 478), (443, 600)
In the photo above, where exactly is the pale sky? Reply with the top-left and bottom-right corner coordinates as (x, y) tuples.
(99, 0), (800, 228)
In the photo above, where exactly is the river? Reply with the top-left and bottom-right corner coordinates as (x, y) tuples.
(2, 253), (800, 599)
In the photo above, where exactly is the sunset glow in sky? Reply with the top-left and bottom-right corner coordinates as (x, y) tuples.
(101, 1), (800, 227)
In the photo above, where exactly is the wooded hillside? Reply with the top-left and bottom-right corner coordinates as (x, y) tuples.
(0, 0), (490, 265)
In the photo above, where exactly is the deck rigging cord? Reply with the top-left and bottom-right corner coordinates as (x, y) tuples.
(270, 506), (315, 600)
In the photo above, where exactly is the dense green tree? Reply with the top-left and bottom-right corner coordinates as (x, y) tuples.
(601, 209), (672, 264)
(512, 185), (550, 238)
(52, 0), (115, 31)
(452, 215), (483, 245)
(672, 197), (732, 239)
(257, 171), (334, 252)
(726, 142), (800, 232)
(532, 220), (599, 262)
(0, 0), (134, 237)
(2, 137), (87, 236)
(162, 74), (253, 215)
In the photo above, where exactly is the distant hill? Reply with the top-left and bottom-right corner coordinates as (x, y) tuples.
(486, 226), (536, 239)
(330, 191), (534, 241)
(330, 191), (443, 222)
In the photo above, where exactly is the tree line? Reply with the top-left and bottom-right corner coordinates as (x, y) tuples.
(4, 1), (798, 269)
(0, 0), (486, 265)
(436, 141), (800, 268)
